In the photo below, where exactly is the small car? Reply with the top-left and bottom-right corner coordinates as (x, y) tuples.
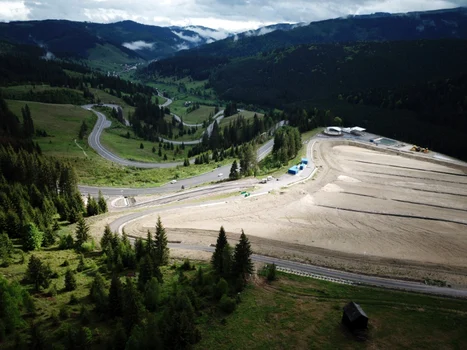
(170, 180), (177, 184)
(218, 173), (223, 177)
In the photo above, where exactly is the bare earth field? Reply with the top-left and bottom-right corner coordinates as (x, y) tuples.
(122, 141), (467, 286)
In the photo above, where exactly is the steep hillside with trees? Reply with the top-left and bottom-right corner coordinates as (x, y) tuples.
(170, 7), (467, 60)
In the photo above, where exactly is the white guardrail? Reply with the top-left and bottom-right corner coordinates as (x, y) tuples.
(275, 266), (356, 286)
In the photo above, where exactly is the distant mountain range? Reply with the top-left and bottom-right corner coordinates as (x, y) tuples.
(1, 7), (466, 67)
(0, 20), (226, 62)
(180, 7), (467, 58)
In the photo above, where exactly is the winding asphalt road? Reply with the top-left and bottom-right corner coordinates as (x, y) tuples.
(78, 138), (274, 196)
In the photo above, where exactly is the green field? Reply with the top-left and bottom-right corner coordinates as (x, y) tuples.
(199, 271), (467, 349)
(69, 156), (231, 187)
(101, 125), (192, 163)
(219, 110), (264, 128)
(6, 100), (96, 158)
(89, 88), (135, 120)
(5, 99), (231, 187)
(182, 105), (217, 124)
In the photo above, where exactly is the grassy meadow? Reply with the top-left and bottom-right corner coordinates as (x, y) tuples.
(199, 271), (467, 349)
(6, 100), (96, 158)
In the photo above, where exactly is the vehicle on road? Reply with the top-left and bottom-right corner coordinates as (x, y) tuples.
(267, 176), (273, 181)
(218, 173), (223, 177)
(260, 178), (267, 184)
(170, 180), (177, 184)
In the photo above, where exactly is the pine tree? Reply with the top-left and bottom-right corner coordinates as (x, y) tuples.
(108, 274), (123, 318)
(0, 233), (13, 266)
(22, 104), (34, 138)
(161, 290), (199, 348)
(138, 254), (154, 291)
(134, 237), (145, 262)
(211, 226), (228, 275)
(75, 215), (89, 249)
(42, 227), (56, 247)
(222, 243), (233, 277)
(22, 222), (43, 251)
(86, 194), (99, 217)
(64, 269), (77, 291)
(76, 254), (86, 272)
(154, 216), (169, 266)
(229, 160), (239, 180)
(140, 143), (144, 149)
(89, 272), (107, 312)
(97, 190), (107, 214)
(27, 255), (51, 291)
(146, 230), (154, 257)
(144, 277), (160, 312)
(122, 277), (144, 334)
(100, 225), (113, 251)
(232, 230), (254, 281)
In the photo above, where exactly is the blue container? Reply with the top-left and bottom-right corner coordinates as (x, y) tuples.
(288, 166), (299, 175)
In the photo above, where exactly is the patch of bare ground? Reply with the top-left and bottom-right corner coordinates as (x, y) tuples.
(116, 141), (467, 287)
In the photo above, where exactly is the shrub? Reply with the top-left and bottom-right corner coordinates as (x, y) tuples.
(214, 278), (228, 300)
(267, 264), (277, 281)
(80, 240), (95, 253)
(181, 259), (192, 271)
(59, 234), (74, 250)
(64, 269), (77, 291)
(219, 295), (236, 314)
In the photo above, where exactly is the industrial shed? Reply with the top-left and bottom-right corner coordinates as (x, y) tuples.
(342, 302), (368, 331)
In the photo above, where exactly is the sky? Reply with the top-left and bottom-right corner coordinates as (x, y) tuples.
(1, 0), (466, 32)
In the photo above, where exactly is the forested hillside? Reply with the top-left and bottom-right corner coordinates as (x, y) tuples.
(210, 40), (467, 107)
(177, 7), (467, 59)
(146, 38), (467, 159)
(0, 43), (155, 106)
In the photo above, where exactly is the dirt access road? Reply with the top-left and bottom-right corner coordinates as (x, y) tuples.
(121, 140), (467, 287)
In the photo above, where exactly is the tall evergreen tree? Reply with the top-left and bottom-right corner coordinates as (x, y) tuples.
(22, 223), (43, 251)
(64, 269), (77, 291)
(161, 290), (200, 348)
(26, 255), (51, 291)
(211, 226), (229, 275)
(229, 160), (239, 180)
(138, 254), (161, 291)
(154, 216), (169, 266)
(97, 190), (107, 214)
(122, 277), (144, 334)
(75, 215), (89, 249)
(100, 225), (113, 251)
(0, 233), (13, 266)
(134, 237), (145, 262)
(144, 277), (160, 312)
(89, 272), (107, 312)
(108, 274), (123, 318)
(86, 194), (99, 217)
(232, 230), (254, 281)
(21, 104), (34, 138)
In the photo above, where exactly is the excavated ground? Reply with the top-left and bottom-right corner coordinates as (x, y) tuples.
(122, 141), (467, 286)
